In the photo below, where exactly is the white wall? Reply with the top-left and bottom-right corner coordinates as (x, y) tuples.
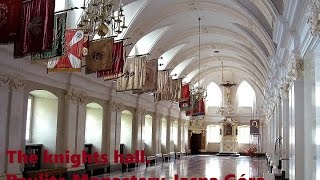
(85, 106), (103, 153)
(120, 112), (133, 154)
(31, 96), (58, 168)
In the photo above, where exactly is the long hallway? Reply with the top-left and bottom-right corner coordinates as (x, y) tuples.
(96, 156), (268, 180)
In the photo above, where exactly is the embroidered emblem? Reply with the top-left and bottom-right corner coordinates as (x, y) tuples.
(0, 4), (8, 27)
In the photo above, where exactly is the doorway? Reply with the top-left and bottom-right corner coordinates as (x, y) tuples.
(190, 133), (202, 154)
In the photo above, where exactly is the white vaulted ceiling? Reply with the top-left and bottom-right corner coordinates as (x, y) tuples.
(111, 0), (279, 94)
(72, 0), (283, 101)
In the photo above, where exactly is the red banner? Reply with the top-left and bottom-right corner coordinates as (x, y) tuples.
(97, 41), (125, 80)
(14, 0), (55, 58)
(0, 0), (22, 43)
(47, 29), (84, 72)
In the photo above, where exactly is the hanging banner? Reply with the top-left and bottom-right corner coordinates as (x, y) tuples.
(154, 70), (172, 101)
(85, 38), (114, 74)
(0, 0), (22, 43)
(250, 119), (260, 135)
(171, 79), (182, 102)
(14, 0), (55, 58)
(47, 29), (84, 72)
(179, 84), (191, 111)
(97, 41), (125, 80)
(31, 13), (67, 61)
(133, 59), (158, 94)
(186, 98), (205, 117)
(116, 56), (147, 92)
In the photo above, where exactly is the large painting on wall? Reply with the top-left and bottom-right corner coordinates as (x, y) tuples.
(250, 119), (260, 135)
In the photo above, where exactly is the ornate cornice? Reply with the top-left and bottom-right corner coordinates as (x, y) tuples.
(0, 72), (11, 87)
(155, 113), (163, 120)
(110, 101), (124, 111)
(65, 88), (88, 104)
(0, 72), (25, 90)
(136, 108), (146, 116)
(307, 0), (320, 36)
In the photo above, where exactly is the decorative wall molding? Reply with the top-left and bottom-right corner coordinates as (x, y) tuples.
(65, 88), (88, 104)
(0, 72), (25, 90)
(110, 101), (125, 111)
(136, 108), (147, 116)
(307, 0), (320, 36)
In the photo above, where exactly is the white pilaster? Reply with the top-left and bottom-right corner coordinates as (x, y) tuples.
(6, 75), (27, 175)
(0, 73), (10, 175)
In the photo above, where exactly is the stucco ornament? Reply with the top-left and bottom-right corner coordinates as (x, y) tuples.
(307, 0), (320, 35)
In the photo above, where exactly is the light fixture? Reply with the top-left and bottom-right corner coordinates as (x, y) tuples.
(78, 0), (127, 37)
(217, 62), (236, 116)
(190, 17), (207, 102)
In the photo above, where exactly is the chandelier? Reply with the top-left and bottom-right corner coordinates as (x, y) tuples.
(78, 0), (127, 37)
(217, 62), (236, 116)
(191, 17), (207, 101)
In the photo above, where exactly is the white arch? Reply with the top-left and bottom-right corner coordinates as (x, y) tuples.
(236, 81), (256, 108)
(206, 82), (222, 107)
(158, 44), (186, 70)
(129, 26), (170, 56)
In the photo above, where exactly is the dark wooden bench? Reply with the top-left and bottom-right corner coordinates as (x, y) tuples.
(175, 152), (183, 159)
(145, 156), (156, 167)
(85, 163), (110, 176)
(156, 154), (163, 163)
(23, 167), (67, 178)
(162, 153), (170, 162)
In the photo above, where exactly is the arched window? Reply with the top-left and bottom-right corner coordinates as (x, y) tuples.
(206, 82), (222, 107)
(237, 81), (256, 108)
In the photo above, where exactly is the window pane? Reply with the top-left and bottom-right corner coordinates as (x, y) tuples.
(237, 81), (255, 107)
(238, 126), (250, 144)
(207, 125), (220, 143)
(207, 82), (222, 107)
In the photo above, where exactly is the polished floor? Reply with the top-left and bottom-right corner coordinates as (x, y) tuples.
(97, 155), (268, 180)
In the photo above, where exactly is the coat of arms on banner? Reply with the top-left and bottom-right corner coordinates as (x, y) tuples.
(47, 29), (84, 72)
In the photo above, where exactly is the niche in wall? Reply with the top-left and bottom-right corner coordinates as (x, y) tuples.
(172, 121), (178, 152)
(161, 118), (167, 153)
(120, 110), (133, 154)
(26, 90), (58, 169)
(85, 103), (103, 153)
(144, 115), (153, 155)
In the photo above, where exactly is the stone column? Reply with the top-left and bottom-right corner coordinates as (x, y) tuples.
(58, 88), (88, 171)
(133, 108), (146, 152)
(100, 101), (110, 157)
(280, 83), (290, 178)
(166, 117), (172, 153)
(177, 117), (182, 152)
(108, 101), (123, 170)
(288, 58), (305, 180)
(153, 114), (162, 154)
(75, 95), (87, 155)
(6, 75), (27, 176)
(0, 73), (11, 179)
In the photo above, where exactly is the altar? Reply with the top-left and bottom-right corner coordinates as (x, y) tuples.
(216, 117), (240, 157)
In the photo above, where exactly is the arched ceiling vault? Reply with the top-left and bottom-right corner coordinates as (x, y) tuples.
(108, 0), (278, 96)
